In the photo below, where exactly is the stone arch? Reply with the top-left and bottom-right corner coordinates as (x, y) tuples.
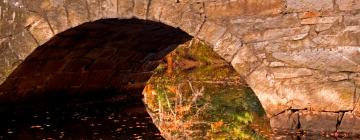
(0, 1), (242, 105)
(2, 0), (360, 134)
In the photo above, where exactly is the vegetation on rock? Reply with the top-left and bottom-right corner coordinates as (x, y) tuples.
(143, 39), (271, 139)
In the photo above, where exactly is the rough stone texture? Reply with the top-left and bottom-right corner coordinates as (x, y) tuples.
(204, 0), (284, 19)
(286, 0), (334, 12)
(271, 67), (313, 79)
(64, 0), (90, 27)
(231, 45), (261, 77)
(197, 21), (227, 45)
(338, 113), (360, 133)
(242, 26), (310, 43)
(245, 64), (290, 116)
(299, 111), (338, 132)
(272, 47), (360, 72)
(337, 0), (360, 11)
(214, 32), (242, 62)
(1, 0), (360, 134)
(301, 16), (342, 25)
(270, 110), (299, 130)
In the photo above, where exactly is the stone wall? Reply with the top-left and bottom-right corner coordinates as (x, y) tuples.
(1, 0), (360, 133)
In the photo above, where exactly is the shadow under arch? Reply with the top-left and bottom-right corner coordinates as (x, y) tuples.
(0, 18), (192, 108)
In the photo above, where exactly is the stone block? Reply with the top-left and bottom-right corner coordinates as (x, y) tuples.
(145, 0), (163, 21)
(242, 26), (310, 43)
(299, 111), (338, 132)
(228, 21), (257, 38)
(328, 73), (349, 81)
(286, 0), (334, 12)
(301, 16), (342, 25)
(272, 47), (360, 72)
(101, 0), (118, 18)
(269, 62), (287, 67)
(278, 81), (355, 112)
(214, 32), (242, 62)
(315, 23), (333, 32)
(353, 86), (360, 115)
(156, 2), (184, 28)
(87, 0), (102, 21)
(27, 16), (54, 45)
(337, 0), (360, 11)
(9, 30), (38, 60)
(310, 29), (359, 45)
(118, 0), (135, 18)
(254, 13), (300, 30)
(272, 67), (313, 79)
(270, 110), (299, 130)
(179, 9), (205, 36)
(44, 2), (70, 34)
(204, 0), (283, 19)
(299, 11), (321, 19)
(344, 13), (360, 25)
(197, 21), (227, 45)
(22, 0), (59, 12)
(64, 0), (90, 27)
(133, 0), (148, 19)
(338, 113), (360, 133)
(0, 3), (35, 37)
(231, 45), (260, 77)
(315, 81), (355, 111)
(244, 64), (290, 117)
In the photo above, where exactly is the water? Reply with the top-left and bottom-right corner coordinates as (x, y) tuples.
(0, 99), (164, 140)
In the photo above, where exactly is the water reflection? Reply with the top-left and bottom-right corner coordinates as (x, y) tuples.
(0, 100), (164, 140)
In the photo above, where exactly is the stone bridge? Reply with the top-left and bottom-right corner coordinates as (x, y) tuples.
(0, 0), (360, 134)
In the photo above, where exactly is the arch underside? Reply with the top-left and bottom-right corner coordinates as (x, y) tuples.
(0, 18), (191, 106)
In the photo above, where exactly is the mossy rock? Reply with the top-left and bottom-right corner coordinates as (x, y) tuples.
(143, 39), (271, 139)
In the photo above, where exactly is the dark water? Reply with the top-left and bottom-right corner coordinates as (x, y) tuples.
(0, 97), (164, 140)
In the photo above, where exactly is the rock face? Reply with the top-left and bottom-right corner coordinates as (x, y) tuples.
(1, 0), (360, 134)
